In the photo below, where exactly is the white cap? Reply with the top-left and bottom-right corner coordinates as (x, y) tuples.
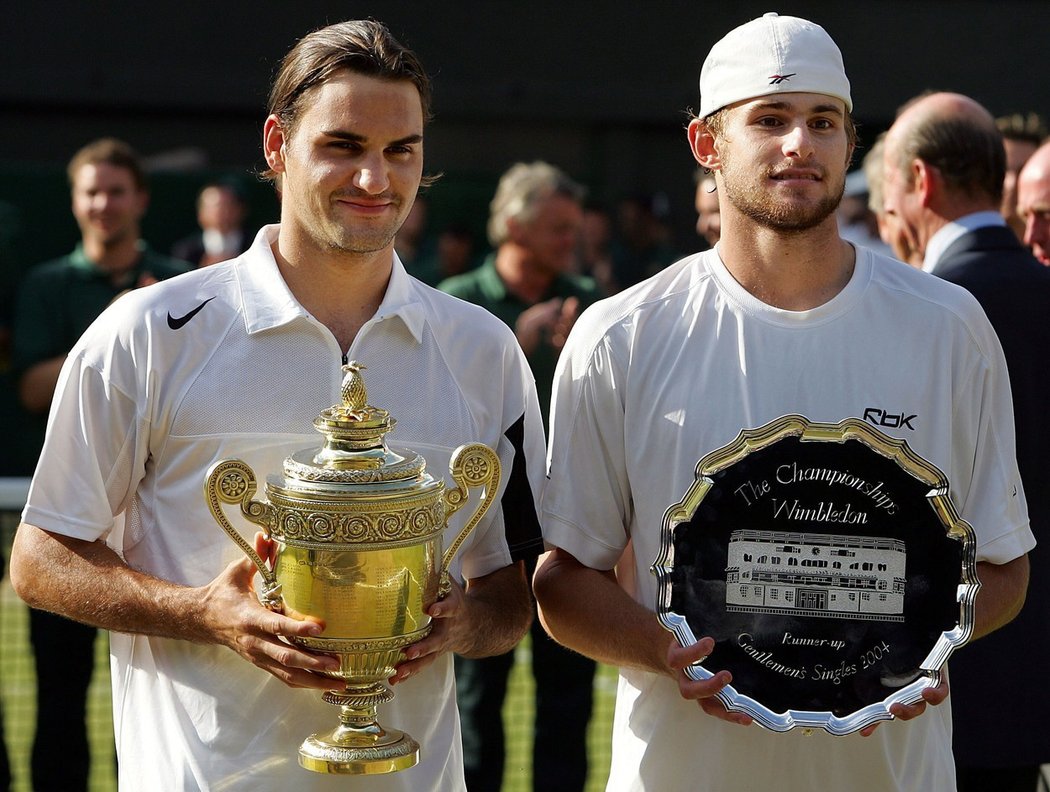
(699, 12), (852, 118)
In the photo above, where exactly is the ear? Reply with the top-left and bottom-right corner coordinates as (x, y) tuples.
(912, 159), (938, 208)
(688, 118), (721, 171)
(262, 114), (288, 174)
(505, 216), (527, 245)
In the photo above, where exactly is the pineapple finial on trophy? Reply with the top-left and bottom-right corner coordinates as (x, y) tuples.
(340, 361), (369, 419)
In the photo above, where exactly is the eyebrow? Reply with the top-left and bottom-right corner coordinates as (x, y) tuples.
(321, 130), (424, 146)
(751, 100), (844, 117)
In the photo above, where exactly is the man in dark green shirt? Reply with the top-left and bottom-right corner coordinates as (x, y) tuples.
(440, 162), (599, 426)
(440, 161), (599, 792)
(14, 138), (189, 414)
(11, 137), (188, 792)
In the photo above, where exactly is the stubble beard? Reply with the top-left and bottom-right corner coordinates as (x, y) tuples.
(318, 196), (406, 256)
(86, 218), (137, 251)
(325, 224), (400, 256)
(720, 156), (844, 233)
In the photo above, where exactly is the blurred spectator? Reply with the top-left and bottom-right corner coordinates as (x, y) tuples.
(0, 200), (32, 476)
(866, 135), (922, 266)
(884, 92), (1050, 792)
(577, 202), (616, 294)
(11, 137), (188, 792)
(411, 221), (476, 286)
(610, 192), (678, 290)
(433, 223), (476, 278)
(440, 161), (599, 792)
(394, 193), (432, 268)
(171, 181), (251, 267)
(1017, 139), (1050, 266)
(693, 173), (721, 248)
(996, 112), (1047, 241)
(837, 169), (893, 257)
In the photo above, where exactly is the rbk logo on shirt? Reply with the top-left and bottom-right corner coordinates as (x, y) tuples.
(863, 408), (917, 431)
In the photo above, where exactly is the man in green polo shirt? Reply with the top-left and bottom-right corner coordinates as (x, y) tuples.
(11, 136), (188, 792)
(440, 161), (599, 792)
(15, 138), (189, 416)
(440, 162), (599, 427)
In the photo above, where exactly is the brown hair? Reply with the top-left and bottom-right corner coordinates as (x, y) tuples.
(67, 138), (147, 191)
(262, 19), (431, 183)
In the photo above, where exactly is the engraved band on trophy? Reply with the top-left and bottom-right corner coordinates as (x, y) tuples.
(651, 414), (979, 735)
(205, 361), (501, 774)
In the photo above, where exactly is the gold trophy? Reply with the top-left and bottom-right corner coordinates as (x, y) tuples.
(205, 362), (501, 775)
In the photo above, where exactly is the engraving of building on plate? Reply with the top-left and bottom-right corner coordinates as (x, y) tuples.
(725, 530), (906, 621)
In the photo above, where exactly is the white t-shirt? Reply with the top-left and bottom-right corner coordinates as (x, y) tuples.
(23, 225), (546, 792)
(542, 246), (1034, 792)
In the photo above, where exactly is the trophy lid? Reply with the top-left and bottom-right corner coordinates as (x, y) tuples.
(280, 361), (429, 487)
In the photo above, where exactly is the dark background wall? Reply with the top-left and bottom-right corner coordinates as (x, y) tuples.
(1, 1), (1047, 472)
(2, 0), (1047, 265)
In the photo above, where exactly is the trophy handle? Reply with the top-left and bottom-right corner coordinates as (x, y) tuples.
(204, 459), (283, 610)
(439, 444), (502, 596)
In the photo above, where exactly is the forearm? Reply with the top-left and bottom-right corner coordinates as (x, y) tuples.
(534, 548), (672, 676)
(454, 561), (532, 658)
(18, 356), (66, 414)
(13, 525), (345, 690)
(971, 555), (1029, 640)
(11, 523), (213, 642)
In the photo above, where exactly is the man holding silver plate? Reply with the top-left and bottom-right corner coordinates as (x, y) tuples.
(10, 19), (545, 792)
(535, 12), (1032, 792)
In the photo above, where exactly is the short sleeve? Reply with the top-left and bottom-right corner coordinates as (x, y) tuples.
(22, 341), (147, 543)
(949, 320), (1034, 565)
(541, 324), (632, 570)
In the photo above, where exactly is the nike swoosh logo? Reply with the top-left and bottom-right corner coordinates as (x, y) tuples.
(167, 297), (215, 330)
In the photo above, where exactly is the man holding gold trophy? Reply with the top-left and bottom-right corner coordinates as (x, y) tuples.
(10, 19), (545, 792)
(535, 13), (1032, 792)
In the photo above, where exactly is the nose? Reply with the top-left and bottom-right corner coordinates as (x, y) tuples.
(1024, 213), (1048, 249)
(354, 153), (390, 195)
(782, 123), (814, 159)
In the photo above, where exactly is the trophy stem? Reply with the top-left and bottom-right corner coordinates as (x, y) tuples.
(298, 683), (420, 775)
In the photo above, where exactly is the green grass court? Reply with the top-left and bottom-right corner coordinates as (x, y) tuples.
(0, 514), (616, 791)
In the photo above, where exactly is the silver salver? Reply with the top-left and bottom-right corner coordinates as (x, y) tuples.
(651, 414), (980, 735)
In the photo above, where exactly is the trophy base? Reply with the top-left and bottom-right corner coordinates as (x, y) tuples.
(298, 723), (420, 775)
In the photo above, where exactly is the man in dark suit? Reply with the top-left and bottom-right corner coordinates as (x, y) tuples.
(883, 91), (1050, 792)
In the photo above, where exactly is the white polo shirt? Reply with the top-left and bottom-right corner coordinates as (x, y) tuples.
(542, 246), (1033, 792)
(23, 224), (546, 792)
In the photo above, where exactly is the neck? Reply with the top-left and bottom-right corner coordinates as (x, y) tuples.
(83, 234), (143, 284)
(272, 228), (393, 353)
(918, 198), (1000, 256)
(494, 246), (556, 303)
(716, 213), (856, 311)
